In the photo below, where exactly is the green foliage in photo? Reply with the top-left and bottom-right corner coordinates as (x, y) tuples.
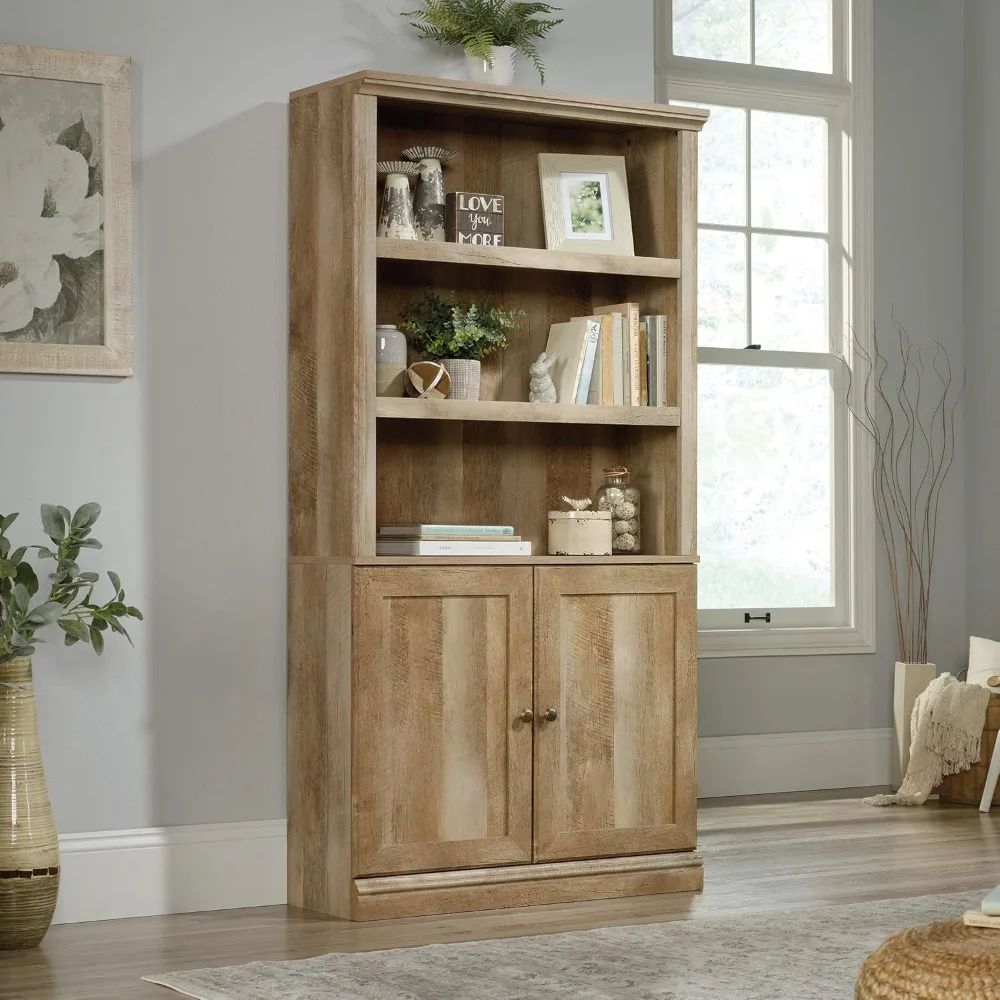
(400, 292), (523, 361)
(568, 179), (606, 234)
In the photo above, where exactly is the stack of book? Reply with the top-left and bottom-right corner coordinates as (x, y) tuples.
(543, 303), (668, 407)
(376, 524), (532, 556)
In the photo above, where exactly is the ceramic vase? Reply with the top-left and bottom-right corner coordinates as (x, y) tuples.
(440, 359), (481, 400)
(465, 45), (516, 85)
(376, 161), (421, 240)
(0, 658), (59, 950)
(893, 661), (936, 787)
(401, 146), (458, 241)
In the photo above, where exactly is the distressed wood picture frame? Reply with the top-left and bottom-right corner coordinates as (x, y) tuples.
(0, 44), (133, 376)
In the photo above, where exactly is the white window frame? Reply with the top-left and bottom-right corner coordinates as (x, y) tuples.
(656, 0), (875, 657)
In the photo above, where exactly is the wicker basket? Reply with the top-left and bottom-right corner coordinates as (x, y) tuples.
(938, 694), (1000, 806)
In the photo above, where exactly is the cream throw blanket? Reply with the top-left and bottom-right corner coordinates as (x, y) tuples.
(864, 673), (991, 807)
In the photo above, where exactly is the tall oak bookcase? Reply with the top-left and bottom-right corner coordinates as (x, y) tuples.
(288, 70), (707, 920)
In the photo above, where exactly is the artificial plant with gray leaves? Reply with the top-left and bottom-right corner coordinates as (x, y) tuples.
(0, 504), (142, 665)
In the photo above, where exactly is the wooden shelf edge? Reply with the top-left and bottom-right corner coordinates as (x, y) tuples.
(376, 397), (681, 426)
(376, 238), (681, 279)
(289, 555), (700, 566)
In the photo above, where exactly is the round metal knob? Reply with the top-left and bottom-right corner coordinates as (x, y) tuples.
(518, 709), (534, 724)
(542, 707), (558, 722)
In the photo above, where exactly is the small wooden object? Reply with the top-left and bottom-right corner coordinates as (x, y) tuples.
(445, 192), (504, 246)
(404, 361), (450, 399)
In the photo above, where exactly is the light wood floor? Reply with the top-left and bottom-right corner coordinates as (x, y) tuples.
(5, 791), (999, 999)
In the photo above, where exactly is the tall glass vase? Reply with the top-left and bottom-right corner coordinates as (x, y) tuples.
(0, 657), (59, 949)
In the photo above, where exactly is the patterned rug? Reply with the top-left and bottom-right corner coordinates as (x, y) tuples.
(144, 890), (985, 999)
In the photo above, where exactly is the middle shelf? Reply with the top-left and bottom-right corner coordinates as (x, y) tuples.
(376, 397), (682, 426)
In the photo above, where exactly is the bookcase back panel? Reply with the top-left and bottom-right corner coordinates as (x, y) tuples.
(376, 422), (677, 555)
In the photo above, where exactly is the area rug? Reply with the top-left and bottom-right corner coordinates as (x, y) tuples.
(144, 890), (984, 1000)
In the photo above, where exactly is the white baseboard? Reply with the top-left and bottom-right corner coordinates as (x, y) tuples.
(51, 729), (892, 924)
(697, 728), (894, 798)
(55, 819), (286, 924)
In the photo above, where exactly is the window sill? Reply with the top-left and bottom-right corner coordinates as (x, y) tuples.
(698, 623), (876, 659)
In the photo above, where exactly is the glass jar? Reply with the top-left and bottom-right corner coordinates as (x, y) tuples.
(375, 324), (408, 397)
(594, 466), (641, 554)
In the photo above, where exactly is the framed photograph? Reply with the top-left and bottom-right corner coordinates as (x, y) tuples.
(0, 44), (133, 376)
(538, 154), (634, 256)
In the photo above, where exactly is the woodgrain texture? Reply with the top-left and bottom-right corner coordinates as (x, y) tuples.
(352, 567), (533, 877)
(288, 87), (377, 558)
(376, 238), (680, 278)
(287, 564), (353, 919)
(0, 44), (133, 376)
(351, 852), (703, 920)
(533, 566), (698, 863)
(376, 397), (681, 426)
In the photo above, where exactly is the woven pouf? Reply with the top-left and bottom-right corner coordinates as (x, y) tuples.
(856, 920), (1000, 998)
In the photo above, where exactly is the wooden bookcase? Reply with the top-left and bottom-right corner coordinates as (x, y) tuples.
(288, 71), (707, 921)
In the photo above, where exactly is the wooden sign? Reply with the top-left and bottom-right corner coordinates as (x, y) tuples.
(445, 192), (504, 246)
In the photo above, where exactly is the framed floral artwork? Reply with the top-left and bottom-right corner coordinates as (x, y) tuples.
(0, 44), (133, 376)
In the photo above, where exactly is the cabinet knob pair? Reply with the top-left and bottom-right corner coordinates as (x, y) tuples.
(518, 708), (557, 723)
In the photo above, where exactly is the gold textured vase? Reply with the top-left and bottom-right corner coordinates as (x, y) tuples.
(0, 658), (59, 949)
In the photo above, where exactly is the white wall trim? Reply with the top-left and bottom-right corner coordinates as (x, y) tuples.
(697, 728), (893, 798)
(55, 819), (286, 924)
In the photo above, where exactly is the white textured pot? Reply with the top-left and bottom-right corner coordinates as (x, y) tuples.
(465, 46), (516, 86)
(893, 661), (936, 787)
(440, 359), (481, 400)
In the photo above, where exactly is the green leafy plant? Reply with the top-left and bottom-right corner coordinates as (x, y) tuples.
(401, 0), (563, 83)
(0, 504), (143, 665)
(399, 292), (523, 361)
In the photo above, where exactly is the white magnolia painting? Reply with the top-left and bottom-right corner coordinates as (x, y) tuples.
(0, 45), (132, 376)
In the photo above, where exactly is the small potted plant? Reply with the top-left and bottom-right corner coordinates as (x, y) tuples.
(400, 292), (522, 400)
(0, 504), (142, 949)
(401, 0), (563, 85)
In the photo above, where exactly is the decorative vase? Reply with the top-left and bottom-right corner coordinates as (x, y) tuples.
(465, 45), (516, 86)
(376, 161), (421, 240)
(440, 359), (481, 400)
(375, 324), (408, 397)
(893, 661), (936, 787)
(594, 466), (642, 554)
(0, 658), (59, 950)
(401, 146), (458, 241)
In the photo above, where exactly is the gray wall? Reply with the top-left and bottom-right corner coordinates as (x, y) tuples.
(0, 0), (967, 832)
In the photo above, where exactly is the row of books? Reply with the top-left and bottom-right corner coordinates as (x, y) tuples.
(376, 524), (532, 556)
(544, 303), (668, 407)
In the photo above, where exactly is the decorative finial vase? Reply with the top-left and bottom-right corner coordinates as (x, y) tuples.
(0, 658), (59, 949)
(376, 161), (421, 240)
(401, 147), (458, 241)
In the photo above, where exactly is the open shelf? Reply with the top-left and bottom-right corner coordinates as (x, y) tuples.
(376, 238), (681, 279)
(362, 555), (699, 565)
(376, 397), (682, 426)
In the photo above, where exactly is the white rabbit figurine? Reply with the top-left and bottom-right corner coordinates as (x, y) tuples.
(529, 351), (558, 403)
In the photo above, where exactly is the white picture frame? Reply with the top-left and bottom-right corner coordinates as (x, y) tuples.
(538, 153), (634, 256)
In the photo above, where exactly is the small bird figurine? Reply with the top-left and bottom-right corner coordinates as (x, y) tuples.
(529, 352), (558, 403)
(562, 497), (593, 511)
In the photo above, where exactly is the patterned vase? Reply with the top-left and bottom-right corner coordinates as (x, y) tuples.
(401, 147), (458, 241)
(376, 161), (421, 240)
(440, 359), (481, 400)
(0, 658), (59, 949)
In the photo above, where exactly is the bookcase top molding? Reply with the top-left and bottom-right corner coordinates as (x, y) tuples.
(291, 69), (710, 132)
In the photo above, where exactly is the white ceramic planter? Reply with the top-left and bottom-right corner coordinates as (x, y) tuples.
(465, 46), (516, 86)
(893, 661), (936, 786)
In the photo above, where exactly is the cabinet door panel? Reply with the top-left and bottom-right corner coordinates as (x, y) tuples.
(353, 567), (533, 876)
(534, 565), (697, 862)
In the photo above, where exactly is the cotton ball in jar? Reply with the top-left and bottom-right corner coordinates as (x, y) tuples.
(615, 532), (637, 551)
(613, 500), (636, 521)
(597, 496), (614, 512)
(614, 520), (632, 535)
(623, 487), (640, 503)
(604, 487), (624, 505)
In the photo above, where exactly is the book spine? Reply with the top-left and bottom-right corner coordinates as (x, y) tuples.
(642, 315), (661, 406)
(612, 315), (625, 406)
(377, 540), (533, 556)
(379, 525), (515, 536)
(576, 320), (602, 404)
(639, 321), (648, 407)
(655, 316), (668, 407)
(628, 307), (641, 406)
(586, 336), (602, 404)
(601, 317), (614, 406)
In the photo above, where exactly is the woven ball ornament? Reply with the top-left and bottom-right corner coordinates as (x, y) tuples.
(404, 361), (451, 399)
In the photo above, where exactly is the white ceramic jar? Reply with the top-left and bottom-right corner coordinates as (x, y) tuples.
(547, 509), (613, 556)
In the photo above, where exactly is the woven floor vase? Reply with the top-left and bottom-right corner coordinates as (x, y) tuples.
(440, 359), (481, 400)
(856, 920), (1000, 999)
(0, 658), (59, 949)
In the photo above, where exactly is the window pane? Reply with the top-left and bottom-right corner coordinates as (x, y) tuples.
(673, 0), (750, 63)
(755, 0), (832, 74)
(699, 106), (747, 226)
(699, 229), (747, 348)
(698, 364), (833, 609)
(750, 111), (827, 232)
(751, 234), (827, 351)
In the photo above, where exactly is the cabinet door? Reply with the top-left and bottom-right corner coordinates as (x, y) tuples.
(533, 565), (697, 862)
(353, 567), (533, 876)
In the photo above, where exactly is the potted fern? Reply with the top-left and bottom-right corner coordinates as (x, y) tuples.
(402, 0), (563, 85)
(400, 292), (522, 399)
(0, 504), (142, 949)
